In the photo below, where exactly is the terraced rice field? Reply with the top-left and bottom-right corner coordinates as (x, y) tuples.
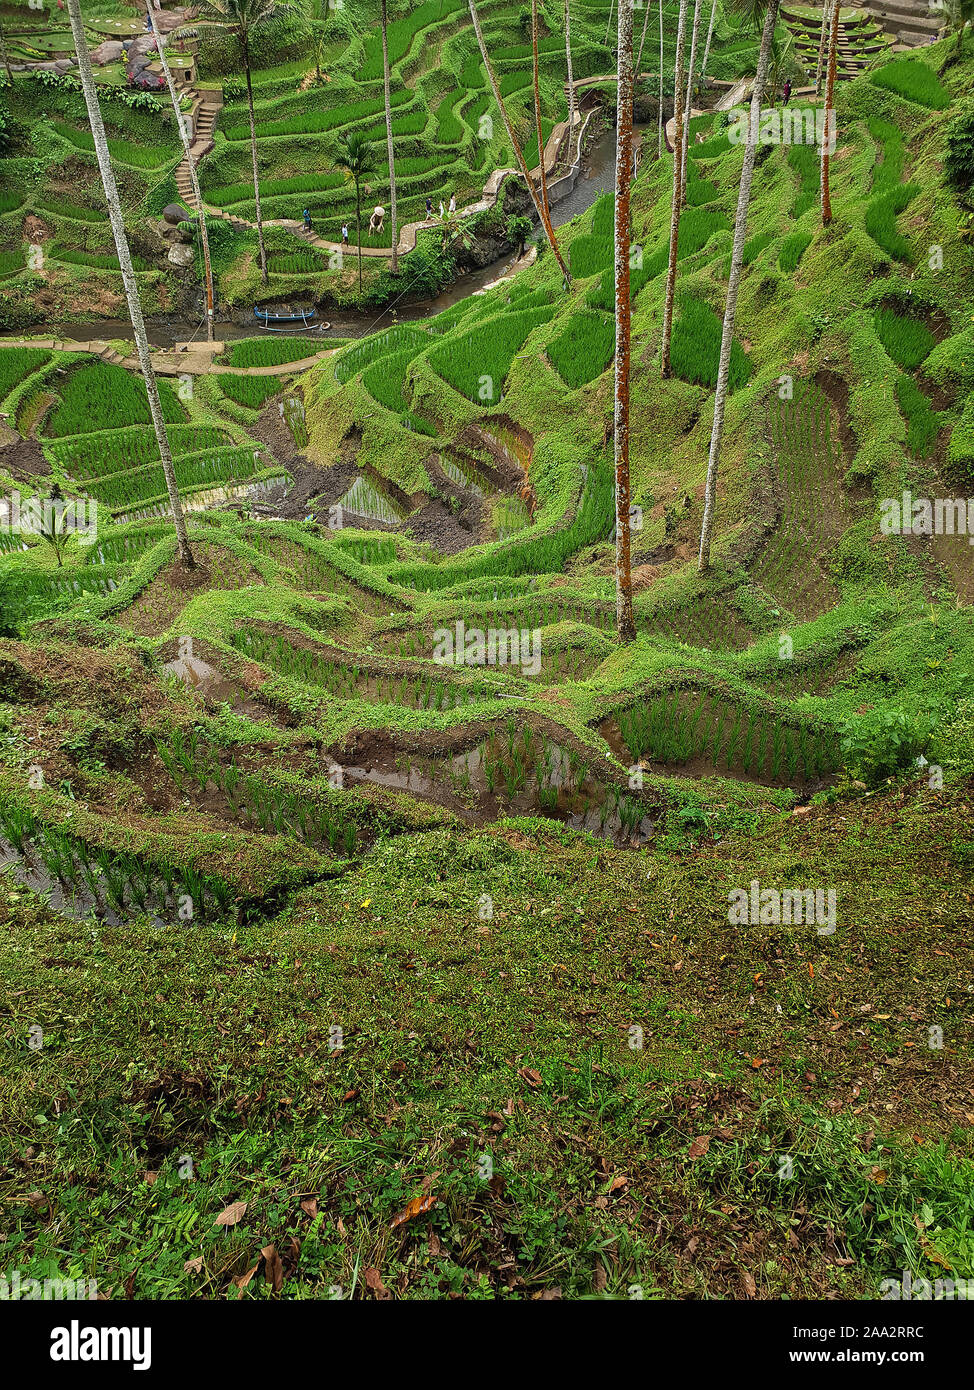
(1, 19), (973, 1316)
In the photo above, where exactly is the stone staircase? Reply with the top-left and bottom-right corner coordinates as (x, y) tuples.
(781, 5), (896, 81)
(173, 92), (230, 216)
(862, 0), (944, 47)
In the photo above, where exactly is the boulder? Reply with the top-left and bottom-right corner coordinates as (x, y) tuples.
(163, 203), (192, 225)
(167, 243), (195, 268)
(128, 35), (158, 58)
(155, 9), (191, 34)
(89, 40), (125, 65)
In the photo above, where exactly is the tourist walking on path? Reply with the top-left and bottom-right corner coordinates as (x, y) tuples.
(449, 193), (456, 214)
(303, 208), (312, 232)
(425, 196), (433, 219)
(341, 222), (349, 245)
(439, 199), (444, 219)
(782, 78), (791, 104)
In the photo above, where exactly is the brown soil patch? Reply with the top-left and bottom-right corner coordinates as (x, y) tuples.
(0, 437), (51, 482)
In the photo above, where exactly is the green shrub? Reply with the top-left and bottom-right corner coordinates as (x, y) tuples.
(840, 707), (933, 786)
(946, 395), (974, 484)
(944, 99), (974, 200)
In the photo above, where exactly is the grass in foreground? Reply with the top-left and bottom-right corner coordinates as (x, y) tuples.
(1, 779), (972, 1300)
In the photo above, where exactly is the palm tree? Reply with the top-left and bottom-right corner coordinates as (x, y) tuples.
(564, 0), (578, 166)
(658, 0), (665, 159)
(468, 0), (571, 286)
(333, 131), (377, 300)
(944, 0), (974, 56)
(697, 0), (780, 572)
(65, 0), (194, 568)
(813, 1), (828, 96)
(147, 9), (215, 341)
(767, 32), (793, 105)
(380, 0), (399, 275)
(636, 0), (652, 76)
(660, 0), (689, 377)
(532, 0), (553, 230)
(680, 0), (704, 209)
(821, 0), (840, 226)
(700, 0), (720, 79)
(0, 19), (14, 86)
(614, 0), (637, 641)
(197, 0), (288, 286)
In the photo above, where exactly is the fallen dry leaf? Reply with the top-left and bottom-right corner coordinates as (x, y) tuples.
(364, 1266), (391, 1299)
(232, 1263), (259, 1294)
(261, 1243), (284, 1293)
(742, 1270), (757, 1298)
(299, 1197), (318, 1219)
(688, 1135), (711, 1161)
(214, 1200), (247, 1227)
(183, 1256), (204, 1275)
(518, 1067), (543, 1088)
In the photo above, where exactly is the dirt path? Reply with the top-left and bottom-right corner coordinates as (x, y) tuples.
(174, 84), (582, 261)
(0, 338), (339, 378)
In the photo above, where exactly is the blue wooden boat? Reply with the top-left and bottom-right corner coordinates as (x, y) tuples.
(254, 305), (329, 332)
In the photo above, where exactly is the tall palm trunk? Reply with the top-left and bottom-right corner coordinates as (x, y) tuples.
(241, 32), (268, 284)
(813, 0), (828, 96)
(380, 0), (399, 274)
(355, 177), (363, 297)
(0, 20), (14, 86)
(680, 0), (703, 209)
(636, 0), (651, 75)
(149, 9), (215, 340)
(468, 0), (571, 286)
(700, 0), (718, 80)
(564, 0), (578, 166)
(532, 0), (553, 228)
(821, 0), (840, 225)
(66, 0), (194, 567)
(697, 0), (779, 573)
(614, 0), (636, 641)
(660, 0), (689, 377)
(658, 0), (664, 159)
